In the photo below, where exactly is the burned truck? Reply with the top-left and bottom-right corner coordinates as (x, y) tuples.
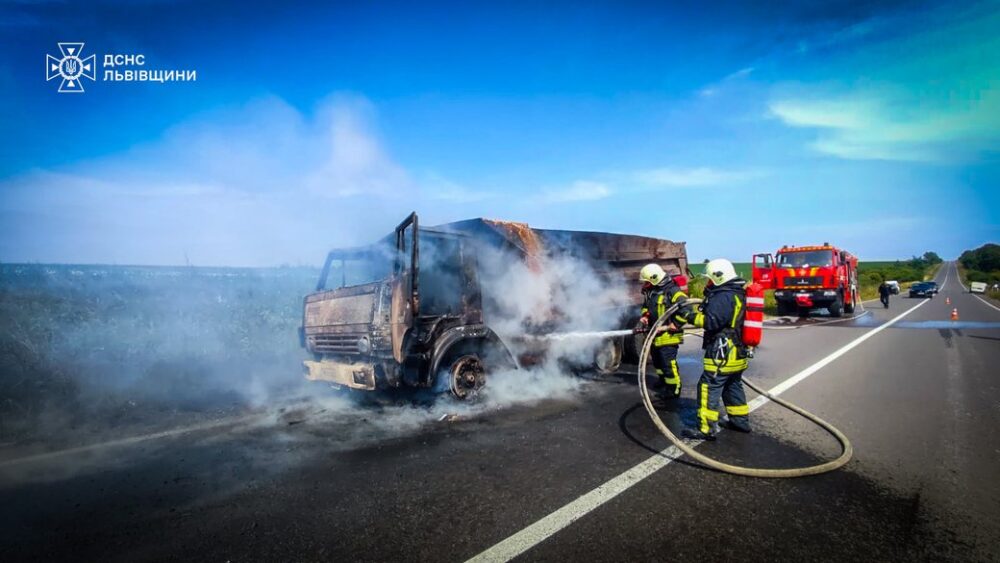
(300, 212), (687, 398)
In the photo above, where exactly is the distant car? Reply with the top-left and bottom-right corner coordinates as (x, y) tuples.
(909, 281), (938, 298)
(970, 281), (987, 294)
(885, 280), (900, 295)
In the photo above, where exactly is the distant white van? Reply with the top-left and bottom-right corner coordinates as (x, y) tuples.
(970, 282), (987, 294)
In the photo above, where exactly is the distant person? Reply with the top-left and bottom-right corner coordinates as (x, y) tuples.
(635, 263), (687, 399)
(878, 280), (891, 309)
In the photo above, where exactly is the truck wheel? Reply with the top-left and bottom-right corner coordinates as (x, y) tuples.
(448, 354), (486, 400)
(593, 337), (623, 375)
(844, 290), (856, 314)
(623, 321), (644, 364)
(828, 297), (843, 317)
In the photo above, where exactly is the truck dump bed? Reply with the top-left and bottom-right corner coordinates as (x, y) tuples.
(439, 218), (688, 305)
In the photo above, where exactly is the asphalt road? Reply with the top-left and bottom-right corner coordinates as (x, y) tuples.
(2, 262), (999, 562)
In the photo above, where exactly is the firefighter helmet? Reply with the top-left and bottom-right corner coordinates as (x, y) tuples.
(639, 263), (667, 285)
(705, 258), (738, 286)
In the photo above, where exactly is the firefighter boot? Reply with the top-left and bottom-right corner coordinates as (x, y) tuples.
(722, 419), (752, 433)
(683, 425), (718, 441)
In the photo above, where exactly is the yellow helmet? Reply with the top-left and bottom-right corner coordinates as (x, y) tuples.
(704, 258), (738, 286)
(639, 263), (668, 285)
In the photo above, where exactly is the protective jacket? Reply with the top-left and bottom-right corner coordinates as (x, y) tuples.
(676, 278), (748, 374)
(641, 279), (688, 346)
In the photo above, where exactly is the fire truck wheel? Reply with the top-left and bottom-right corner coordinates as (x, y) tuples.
(828, 296), (844, 317)
(844, 292), (856, 314)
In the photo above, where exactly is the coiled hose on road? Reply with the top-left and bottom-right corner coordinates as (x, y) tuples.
(638, 299), (853, 478)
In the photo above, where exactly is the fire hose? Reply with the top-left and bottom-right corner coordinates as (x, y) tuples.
(637, 299), (853, 478)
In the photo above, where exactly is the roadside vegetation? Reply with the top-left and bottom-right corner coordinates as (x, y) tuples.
(958, 243), (1000, 300)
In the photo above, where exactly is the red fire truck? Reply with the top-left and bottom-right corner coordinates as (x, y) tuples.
(751, 243), (859, 317)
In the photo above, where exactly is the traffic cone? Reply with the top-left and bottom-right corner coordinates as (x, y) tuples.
(946, 296), (951, 305)
(951, 308), (959, 321)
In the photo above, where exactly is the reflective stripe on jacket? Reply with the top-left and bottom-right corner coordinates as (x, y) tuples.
(641, 280), (687, 346)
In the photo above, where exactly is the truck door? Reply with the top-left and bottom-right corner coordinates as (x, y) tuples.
(752, 253), (775, 289)
(390, 212), (419, 363)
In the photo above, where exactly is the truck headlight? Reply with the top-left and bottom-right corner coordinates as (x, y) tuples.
(774, 291), (785, 296)
(357, 336), (371, 354)
(823, 291), (837, 296)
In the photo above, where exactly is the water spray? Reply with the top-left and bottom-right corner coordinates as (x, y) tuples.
(527, 329), (634, 341)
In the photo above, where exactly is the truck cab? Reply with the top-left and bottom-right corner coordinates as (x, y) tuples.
(302, 213), (514, 399)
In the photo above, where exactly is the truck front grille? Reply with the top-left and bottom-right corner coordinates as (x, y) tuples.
(310, 334), (364, 354)
(783, 276), (824, 287)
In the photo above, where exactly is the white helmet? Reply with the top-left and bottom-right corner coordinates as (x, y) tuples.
(704, 258), (738, 286)
(639, 263), (667, 285)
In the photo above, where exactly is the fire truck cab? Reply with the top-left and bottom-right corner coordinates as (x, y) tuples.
(752, 243), (859, 317)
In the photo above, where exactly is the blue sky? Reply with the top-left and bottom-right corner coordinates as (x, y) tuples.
(1, 0), (998, 266)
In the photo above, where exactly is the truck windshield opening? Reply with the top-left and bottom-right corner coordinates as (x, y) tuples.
(777, 250), (833, 268)
(322, 245), (393, 289)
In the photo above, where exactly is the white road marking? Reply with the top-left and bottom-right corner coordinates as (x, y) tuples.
(955, 262), (966, 290)
(946, 262), (1000, 313)
(0, 414), (261, 468)
(466, 296), (931, 563)
(972, 294), (1000, 313)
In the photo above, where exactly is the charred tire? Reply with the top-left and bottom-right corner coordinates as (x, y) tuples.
(447, 354), (487, 400)
(593, 337), (623, 375)
(623, 323), (644, 364)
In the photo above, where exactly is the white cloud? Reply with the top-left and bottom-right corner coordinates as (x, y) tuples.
(770, 88), (1000, 162)
(419, 173), (498, 203)
(306, 97), (411, 197)
(769, 2), (1000, 163)
(633, 167), (760, 187)
(698, 66), (755, 97)
(0, 92), (608, 265)
(0, 95), (438, 266)
(535, 180), (612, 204)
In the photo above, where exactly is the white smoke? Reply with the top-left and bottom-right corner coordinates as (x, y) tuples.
(466, 244), (633, 407)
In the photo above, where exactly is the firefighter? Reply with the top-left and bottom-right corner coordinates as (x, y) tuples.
(672, 258), (751, 440)
(635, 263), (687, 399)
